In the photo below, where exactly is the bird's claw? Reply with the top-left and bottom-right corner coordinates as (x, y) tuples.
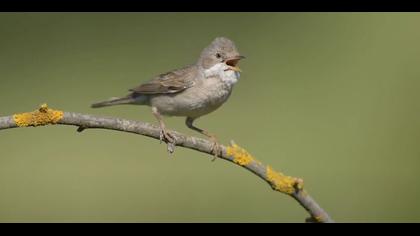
(209, 137), (222, 161)
(159, 129), (177, 154)
(159, 130), (164, 144)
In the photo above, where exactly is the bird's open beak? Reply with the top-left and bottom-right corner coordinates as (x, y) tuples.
(225, 55), (245, 72)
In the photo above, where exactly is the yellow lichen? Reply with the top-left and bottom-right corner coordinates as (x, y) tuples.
(13, 103), (63, 127)
(314, 215), (323, 222)
(226, 143), (254, 166)
(266, 165), (304, 195)
(226, 142), (304, 195)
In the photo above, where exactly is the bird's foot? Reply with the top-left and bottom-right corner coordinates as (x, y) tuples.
(209, 136), (222, 161)
(159, 129), (177, 154)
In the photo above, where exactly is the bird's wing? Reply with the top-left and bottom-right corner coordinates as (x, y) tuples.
(129, 65), (198, 95)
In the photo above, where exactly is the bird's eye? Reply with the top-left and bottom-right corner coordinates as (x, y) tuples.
(216, 53), (221, 58)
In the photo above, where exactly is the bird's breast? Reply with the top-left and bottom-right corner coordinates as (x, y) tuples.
(150, 76), (234, 118)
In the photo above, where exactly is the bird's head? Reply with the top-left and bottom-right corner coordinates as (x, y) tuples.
(197, 37), (245, 72)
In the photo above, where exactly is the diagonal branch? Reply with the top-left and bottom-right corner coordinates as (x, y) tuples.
(0, 104), (334, 223)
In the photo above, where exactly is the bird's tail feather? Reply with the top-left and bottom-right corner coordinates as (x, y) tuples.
(91, 96), (136, 108)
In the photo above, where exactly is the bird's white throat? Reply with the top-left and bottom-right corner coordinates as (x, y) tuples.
(204, 63), (240, 86)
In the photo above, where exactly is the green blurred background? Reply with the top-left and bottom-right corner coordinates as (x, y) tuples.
(0, 13), (419, 222)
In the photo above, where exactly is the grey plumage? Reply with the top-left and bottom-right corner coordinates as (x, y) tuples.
(91, 96), (137, 108)
(91, 37), (244, 158)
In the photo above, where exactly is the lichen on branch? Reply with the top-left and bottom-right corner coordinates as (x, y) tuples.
(266, 165), (304, 195)
(13, 104), (63, 127)
(226, 143), (254, 166)
(0, 104), (334, 223)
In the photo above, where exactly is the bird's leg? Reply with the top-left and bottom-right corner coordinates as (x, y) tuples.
(185, 117), (221, 161)
(152, 107), (176, 150)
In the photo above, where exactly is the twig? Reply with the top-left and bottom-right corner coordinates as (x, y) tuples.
(0, 104), (334, 223)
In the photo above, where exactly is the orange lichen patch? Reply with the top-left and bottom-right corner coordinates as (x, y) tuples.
(226, 143), (254, 166)
(266, 165), (304, 195)
(13, 104), (63, 127)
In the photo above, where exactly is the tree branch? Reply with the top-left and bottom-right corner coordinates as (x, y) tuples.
(0, 104), (334, 223)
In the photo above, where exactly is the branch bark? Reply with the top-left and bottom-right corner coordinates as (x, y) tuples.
(0, 104), (334, 223)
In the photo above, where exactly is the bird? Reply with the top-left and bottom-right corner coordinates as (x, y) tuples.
(91, 37), (244, 160)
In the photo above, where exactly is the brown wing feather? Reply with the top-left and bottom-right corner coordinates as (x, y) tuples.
(129, 65), (198, 95)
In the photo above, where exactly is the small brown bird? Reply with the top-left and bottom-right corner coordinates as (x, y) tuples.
(91, 37), (244, 159)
